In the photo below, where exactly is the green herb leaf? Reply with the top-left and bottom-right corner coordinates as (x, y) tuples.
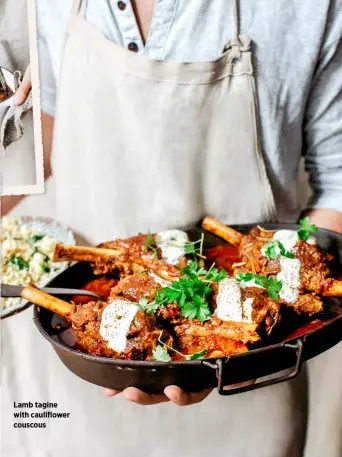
(264, 241), (279, 260)
(138, 297), (159, 315)
(236, 272), (254, 283)
(185, 350), (207, 360)
(184, 243), (196, 255)
(278, 242), (295, 259)
(181, 296), (211, 322)
(32, 235), (44, 243)
(182, 234), (205, 259)
(205, 267), (227, 283)
(264, 241), (294, 260)
(9, 255), (29, 270)
(266, 276), (282, 299)
(145, 233), (155, 250)
(235, 272), (282, 300)
(298, 217), (317, 241)
(41, 262), (51, 273)
(152, 345), (171, 362)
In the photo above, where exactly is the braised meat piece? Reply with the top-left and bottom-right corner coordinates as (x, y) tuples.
(237, 226), (332, 294)
(54, 233), (185, 281)
(109, 272), (162, 302)
(69, 298), (172, 360)
(175, 332), (249, 359)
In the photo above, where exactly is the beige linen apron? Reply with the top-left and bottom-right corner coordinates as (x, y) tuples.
(51, 0), (277, 246)
(1, 1), (312, 456)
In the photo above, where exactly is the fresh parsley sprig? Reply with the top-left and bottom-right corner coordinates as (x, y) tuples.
(298, 217), (317, 241)
(154, 259), (227, 322)
(138, 260), (227, 322)
(264, 240), (294, 260)
(152, 331), (207, 362)
(236, 272), (282, 300)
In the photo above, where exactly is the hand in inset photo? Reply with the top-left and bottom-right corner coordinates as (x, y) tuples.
(15, 64), (32, 106)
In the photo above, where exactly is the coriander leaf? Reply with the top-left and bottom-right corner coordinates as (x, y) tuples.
(298, 217), (317, 241)
(205, 267), (227, 283)
(181, 303), (198, 320)
(264, 241), (279, 260)
(278, 242), (294, 259)
(197, 306), (212, 322)
(184, 259), (198, 274)
(138, 297), (160, 314)
(32, 235), (44, 243)
(9, 255), (29, 270)
(181, 295), (211, 322)
(236, 272), (254, 283)
(152, 345), (171, 362)
(267, 277), (283, 299)
(184, 243), (196, 254)
(138, 297), (148, 308)
(254, 275), (268, 288)
(159, 286), (182, 303)
(185, 350), (207, 360)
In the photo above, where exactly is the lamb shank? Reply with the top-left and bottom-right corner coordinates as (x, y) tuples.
(202, 216), (342, 315)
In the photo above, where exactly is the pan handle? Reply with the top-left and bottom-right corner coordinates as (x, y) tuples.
(207, 339), (304, 396)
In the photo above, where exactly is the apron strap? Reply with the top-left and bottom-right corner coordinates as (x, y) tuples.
(72, 0), (86, 18)
(233, 0), (240, 40)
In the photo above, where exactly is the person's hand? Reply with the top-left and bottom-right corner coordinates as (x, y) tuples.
(15, 64), (31, 106)
(104, 386), (213, 406)
(103, 379), (256, 406)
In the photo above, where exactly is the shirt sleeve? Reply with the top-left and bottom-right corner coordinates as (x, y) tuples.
(36, 0), (72, 117)
(304, 1), (342, 213)
(37, 25), (56, 117)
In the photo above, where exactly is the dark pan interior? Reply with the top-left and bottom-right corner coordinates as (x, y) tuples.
(33, 224), (342, 394)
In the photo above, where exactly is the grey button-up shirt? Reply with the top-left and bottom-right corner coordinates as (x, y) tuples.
(36, 0), (342, 220)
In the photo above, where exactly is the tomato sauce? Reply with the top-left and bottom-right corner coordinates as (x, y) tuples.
(72, 277), (118, 303)
(205, 246), (240, 271)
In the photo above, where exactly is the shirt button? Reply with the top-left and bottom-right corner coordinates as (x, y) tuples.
(117, 1), (126, 10)
(128, 42), (139, 52)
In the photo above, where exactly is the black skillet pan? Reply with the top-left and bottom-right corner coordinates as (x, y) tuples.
(33, 224), (342, 395)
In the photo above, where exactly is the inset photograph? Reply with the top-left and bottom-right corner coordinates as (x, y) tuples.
(0, 0), (44, 196)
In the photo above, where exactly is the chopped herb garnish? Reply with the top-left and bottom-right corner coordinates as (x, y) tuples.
(9, 255), (29, 270)
(32, 235), (44, 243)
(155, 270), (213, 322)
(140, 259), (226, 322)
(236, 272), (283, 299)
(267, 277), (283, 300)
(145, 233), (154, 250)
(264, 240), (294, 260)
(145, 233), (159, 259)
(183, 234), (205, 259)
(153, 332), (207, 362)
(41, 262), (51, 273)
(152, 345), (171, 362)
(138, 297), (160, 315)
(298, 217), (317, 241)
(185, 349), (207, 360)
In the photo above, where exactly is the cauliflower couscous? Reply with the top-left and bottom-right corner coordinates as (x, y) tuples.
(1, 217), (69, 310)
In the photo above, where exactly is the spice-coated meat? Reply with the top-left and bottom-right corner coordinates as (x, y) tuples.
(69, 299), (172, 360)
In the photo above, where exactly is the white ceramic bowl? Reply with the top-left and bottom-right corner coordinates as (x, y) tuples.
(1, 216), (76, 319)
